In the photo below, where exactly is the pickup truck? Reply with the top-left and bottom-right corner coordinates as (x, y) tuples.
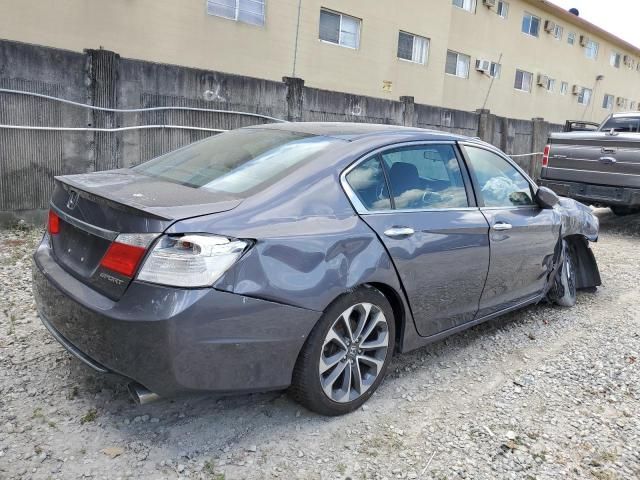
(539, 112), (640, 215)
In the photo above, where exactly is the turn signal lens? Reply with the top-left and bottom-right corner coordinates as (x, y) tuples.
(48, 210), (60, 235)
(542, 144), (551, 167)
(137, 234), (250, 287)
(99, 233), (159, 278)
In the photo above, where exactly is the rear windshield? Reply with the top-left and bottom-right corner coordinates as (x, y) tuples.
(134, 128), (340, 195)
(600, 116), (640, 133)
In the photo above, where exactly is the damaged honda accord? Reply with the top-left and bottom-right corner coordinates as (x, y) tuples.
(32, 122), (601, 415)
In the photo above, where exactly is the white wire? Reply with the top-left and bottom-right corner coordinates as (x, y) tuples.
(0, 88), (288, 123)
(0, 124), (227, 133)
(509, 152), (543, 157)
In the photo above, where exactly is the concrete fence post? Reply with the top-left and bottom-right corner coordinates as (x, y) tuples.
(400, 96), (415, 127)
(476, 108), (494, 143)
(282, 76), (305, 122)
(530, 117), (547, 179)
(85, 48), (120, 171)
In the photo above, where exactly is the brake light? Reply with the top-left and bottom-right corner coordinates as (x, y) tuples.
(48, 210), (60, 235)
(542, 144), (551, 167)
(99, 233), (159, 278)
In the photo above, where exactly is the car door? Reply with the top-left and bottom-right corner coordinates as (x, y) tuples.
(342, 142), (490, 337)
(461, 144), (560, 317)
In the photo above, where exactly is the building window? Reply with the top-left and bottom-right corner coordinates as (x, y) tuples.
(578, 87), (592, 105)
(496, 1), (509, 18)
(397, 31), (429, 64)
(490, 62), (501, 78)
(560, 81), (568, 95)
(602, 94), (614, 109)
(319, 9), (361, 49)
(631, 101), (637, 110)
(514, 69), (533, 92)
(522, 13), (540, 37)
(610, 52), (622, 68)
(567, 32), (576, 45)
(546, 78), (556, 92)
(452, 0), (476, 13)
(553, 24), (563, 40)
(445, 50), (470, 78)
(585, 40), (599, 60)
(207, 0), (265, 26)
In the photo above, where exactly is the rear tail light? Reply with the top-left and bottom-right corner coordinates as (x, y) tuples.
(137, 234), (250, 287)
(542, 144), (551, 167)
(100, 233), (159, 278)
(48, 210), (60, 235)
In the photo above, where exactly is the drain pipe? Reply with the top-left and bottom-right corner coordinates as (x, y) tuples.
(128, 382), (160, 405)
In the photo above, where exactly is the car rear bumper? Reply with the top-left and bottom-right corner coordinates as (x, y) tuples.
(539, 179), (640, 207)
(32, 237), (320, 397)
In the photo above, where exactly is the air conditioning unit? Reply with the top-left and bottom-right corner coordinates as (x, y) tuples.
(482, 0), (496, 7)
(579, 35), (589, 46)
(572, 85), (581, 95)
(617, 97), (626, 107)
(544, 20), (556, 33)
(537, 74), (549, 87)
(475, 59), (492, 73)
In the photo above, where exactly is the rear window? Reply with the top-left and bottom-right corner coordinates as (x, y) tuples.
(600, 116), (640, 133)
(134, 129), (340, 195)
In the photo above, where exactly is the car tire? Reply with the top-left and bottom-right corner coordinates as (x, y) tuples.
(610, 206), (640, 216)
(289, 286), (395, 416)
(551, 240), (577, 307)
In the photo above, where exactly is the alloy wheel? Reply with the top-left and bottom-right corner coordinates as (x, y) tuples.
(318, 302), (389, 403)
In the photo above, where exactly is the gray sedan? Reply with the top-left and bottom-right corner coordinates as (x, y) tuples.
(32, 123), (601, 415)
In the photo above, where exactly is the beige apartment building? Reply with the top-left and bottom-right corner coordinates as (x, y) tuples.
(2, 0), (640, 124)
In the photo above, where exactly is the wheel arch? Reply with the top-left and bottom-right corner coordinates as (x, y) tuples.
(562, 234), (602, 289)
(364, 282), (410, 355)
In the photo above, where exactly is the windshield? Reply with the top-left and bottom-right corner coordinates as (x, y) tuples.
(600, 116), (640, 133)
(134, 129), (340, 195)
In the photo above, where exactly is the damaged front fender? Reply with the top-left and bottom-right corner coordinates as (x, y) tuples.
(552, 197), (602, 289)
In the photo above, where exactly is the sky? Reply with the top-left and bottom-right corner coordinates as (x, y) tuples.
(548, 0), (640, 48)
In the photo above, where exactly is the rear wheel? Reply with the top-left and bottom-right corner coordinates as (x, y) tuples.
(551, 240), (577, 307)
(290, 286), (395, 416)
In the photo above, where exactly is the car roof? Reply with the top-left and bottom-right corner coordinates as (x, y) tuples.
(246, 121), (472, 142)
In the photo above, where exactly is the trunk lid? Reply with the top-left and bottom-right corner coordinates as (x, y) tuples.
(49, 169), (242, 300)
(543, 132), (640, 189)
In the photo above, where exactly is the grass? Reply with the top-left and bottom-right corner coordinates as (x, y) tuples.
(80, 408), (98, 424)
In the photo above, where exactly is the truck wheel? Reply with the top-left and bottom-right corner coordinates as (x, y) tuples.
(611, 206), (640, 216)
(551, 240), (577, 307)
(289, 286), (395, 416)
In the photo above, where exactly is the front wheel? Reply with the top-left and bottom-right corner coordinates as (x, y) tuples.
(551, 240), (577, 307)
(289, 286), (395, 416)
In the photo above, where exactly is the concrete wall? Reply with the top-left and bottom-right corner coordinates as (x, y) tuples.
(0, 40), (561, 225)
(1, 0), (639, 124)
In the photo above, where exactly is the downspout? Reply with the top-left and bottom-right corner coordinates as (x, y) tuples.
(292, 0), (303, 77)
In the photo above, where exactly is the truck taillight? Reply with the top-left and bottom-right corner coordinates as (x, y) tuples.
(542, 144), (550, 167)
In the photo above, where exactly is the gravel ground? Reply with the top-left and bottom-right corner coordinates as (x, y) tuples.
(1, 209), (639, 480)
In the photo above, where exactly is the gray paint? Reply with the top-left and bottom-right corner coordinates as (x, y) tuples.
(0, 39), (565, 225)
(32, 123), (601, 398)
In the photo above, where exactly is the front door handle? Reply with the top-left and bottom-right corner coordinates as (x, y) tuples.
(492, 222), (513, 231)
(384, 227), (415, 238)
(599, 156), (617, 164)
(601, 147), (617, 154)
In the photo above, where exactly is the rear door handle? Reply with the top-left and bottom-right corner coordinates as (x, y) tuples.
(599, 156), (617, 164)
(492, 222), (513, 231)
(601, 147), (617, 154)
(384, 227), (415, 238)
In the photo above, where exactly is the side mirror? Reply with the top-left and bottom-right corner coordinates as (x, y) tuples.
(535, 186), (560, 209)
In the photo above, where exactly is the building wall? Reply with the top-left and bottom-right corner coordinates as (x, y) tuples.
(1, 0), (639, 123)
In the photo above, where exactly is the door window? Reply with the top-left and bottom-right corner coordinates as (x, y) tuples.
(464, 146), (535, 207)
(380, 145), (469, 209)
(345, 156), (392, 210)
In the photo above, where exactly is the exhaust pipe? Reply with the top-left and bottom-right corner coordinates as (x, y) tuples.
(128, 382), (160, 405)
